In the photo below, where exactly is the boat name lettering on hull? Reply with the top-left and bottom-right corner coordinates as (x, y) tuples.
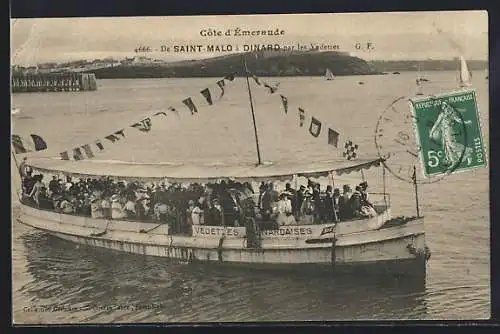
(320, 225), (336, 236)
(193, 226), (239, 237)
(261, 227), (313, 237)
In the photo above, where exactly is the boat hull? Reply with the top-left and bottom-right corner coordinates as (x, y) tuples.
(16, 205), (429, 275)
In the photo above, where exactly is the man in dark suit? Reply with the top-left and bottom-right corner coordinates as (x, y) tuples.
(339, 184), (352, 220)
(296, 185), (306, 216)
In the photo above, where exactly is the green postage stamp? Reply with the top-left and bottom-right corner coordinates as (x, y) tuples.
(409, 89), (487, 178)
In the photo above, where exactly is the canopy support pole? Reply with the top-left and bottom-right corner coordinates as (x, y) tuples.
(243, 56), (262, 166)
(10, 150), (23, 203)
(329, 172), (339, 222)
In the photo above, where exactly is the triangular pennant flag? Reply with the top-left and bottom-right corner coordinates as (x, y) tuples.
(11, 134), (48, 154)
(328, 128), (340, 148)
(224, 73), (235, 81)
(72, 147), (84, 160)
(264, 82), (278, 94)
(30, 134), (47, 151)
(81, 144), (95, 158)
(11, 135), (28, 154)
(153, 111), (167, 117)
(182, 98), (198, 115)
(309, 117), (322, 138)
(60, 151), (70, 160)
(131, 118), (152, 132)
(105, 134), (120, 143)
(216, 79), (225, 98)
(298, 108), (305, 127)
(280, 95), (288, 114)
(115, 129), (125, 138)
(95, 140), (104, 151)
(200, 88), (213, 105)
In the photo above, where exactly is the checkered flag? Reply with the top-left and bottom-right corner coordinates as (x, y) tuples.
(343, 140), (359, 160)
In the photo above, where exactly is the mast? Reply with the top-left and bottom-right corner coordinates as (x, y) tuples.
(243, 56), (262, 165)
(412, 165), (420, 217)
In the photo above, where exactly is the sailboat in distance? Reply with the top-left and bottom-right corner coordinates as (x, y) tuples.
(325, 68), (334, 81)
(458, 55), (472, 88)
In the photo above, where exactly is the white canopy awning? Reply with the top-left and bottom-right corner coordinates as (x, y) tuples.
(27, 157), (384, 183)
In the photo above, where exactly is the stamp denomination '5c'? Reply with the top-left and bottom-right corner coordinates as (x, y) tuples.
(409, 89), (487, 178)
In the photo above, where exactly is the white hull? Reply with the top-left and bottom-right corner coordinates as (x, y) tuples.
(17, 205), (429, 273)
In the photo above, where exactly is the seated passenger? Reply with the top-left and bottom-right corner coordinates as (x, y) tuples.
(59, 198), (75, 214)
(276, 192), (296, 226)
(135, 198), (147, 220)
(111, 194), (124, 219)
(90, 196), (104, 219)
(123, 196), (136, 219)
(208, 198), (224, 226)
(359, 182), (377, 217)
(101, 196), (111, 219)
(299, 192), (315, 225)
(339, 185), (352, 220)
(349, 186), (363, 217)
(191, 202), (203, 226)
(154, 201), (168, 222)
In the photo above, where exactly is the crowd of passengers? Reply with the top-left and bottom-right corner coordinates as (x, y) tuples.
(18, 158), (378, 235)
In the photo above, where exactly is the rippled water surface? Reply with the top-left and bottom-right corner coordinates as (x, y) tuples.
(11, 72), (490, 323)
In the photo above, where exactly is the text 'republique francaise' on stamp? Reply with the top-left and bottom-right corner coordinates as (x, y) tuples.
(374, 89), (486, 184)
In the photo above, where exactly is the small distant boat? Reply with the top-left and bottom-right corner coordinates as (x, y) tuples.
(415, 67), (424, 96)
(358, 81), (364, 85)
(11, 108), (20, 115)
(392, 71), (401, 75)
(325, 68), (334, 81)
(458, 55), (472, 88)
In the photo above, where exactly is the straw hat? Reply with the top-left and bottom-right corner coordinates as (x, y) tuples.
(111, 194), (120, 202)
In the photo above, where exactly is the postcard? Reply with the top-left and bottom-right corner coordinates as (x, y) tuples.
(11, 11), (489, 324)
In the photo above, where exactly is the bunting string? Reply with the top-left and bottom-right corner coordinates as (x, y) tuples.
(246, 70), (358, 160)
(58, 74), (237, 161)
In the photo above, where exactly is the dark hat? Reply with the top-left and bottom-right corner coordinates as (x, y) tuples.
(355, 186), (362, 191)
(334, 188), (341, 194)
(343, 184), (351, 190)
(360, 181), (368, 188)
(299, 185), (306, 189)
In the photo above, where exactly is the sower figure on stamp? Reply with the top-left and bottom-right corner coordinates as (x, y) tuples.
(429, 101), (474, 168)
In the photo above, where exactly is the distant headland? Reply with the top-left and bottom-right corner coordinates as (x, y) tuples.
(11, 51), (488, 79)
(81, 51), (383, 78)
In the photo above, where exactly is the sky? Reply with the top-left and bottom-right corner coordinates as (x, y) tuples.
(11, 11), (488, 66)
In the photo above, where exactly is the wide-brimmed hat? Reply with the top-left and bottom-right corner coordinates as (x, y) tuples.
(280, 191), (293, 197)
(110, 194), (120, 202)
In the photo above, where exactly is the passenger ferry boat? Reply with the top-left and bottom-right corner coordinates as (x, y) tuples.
(14, 58), (431, 276)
